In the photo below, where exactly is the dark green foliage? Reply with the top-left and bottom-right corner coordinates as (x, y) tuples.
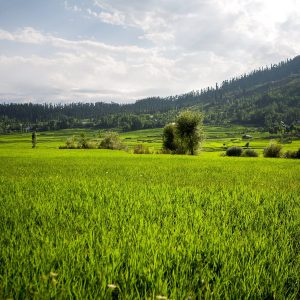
(175, 111), (204, 155)
(284, 150), (296, 159)
(226, 147), (243, 156)
(162, 123), (177, 152)
(284, 148), (300, 159)
(162, 111), (204, 155)
(31, 131), (37, 148)
(242, 149), (259, 157)
(263, 142), (283, 158)
(99, 132), (124, 150)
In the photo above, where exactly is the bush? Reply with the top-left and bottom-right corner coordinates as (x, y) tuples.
(263, 142), (283, 158)
(99, 132), (124, 150)
(284, 148), (300, 159)
(65, 136), (78, 149)
(60, 135), (79, 149)
(242, 149), (259, 157)
(59, 134), (97, 149)
(79, 139), (97, 149)
(85, 141), (97, 149)
(133, 144), (151, 154)
(160, 148), (173, 154)
(226, 146), (243, 157)
(78, 133), (90, 149)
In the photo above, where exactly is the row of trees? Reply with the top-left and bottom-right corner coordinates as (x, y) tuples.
(0, 112), (177, 134)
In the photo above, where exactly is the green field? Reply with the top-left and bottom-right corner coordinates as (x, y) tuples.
(1, 125), (299, 153)
(0, 128), (300, 299)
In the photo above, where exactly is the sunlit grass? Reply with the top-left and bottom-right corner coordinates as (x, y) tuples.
(1, 125), (300, 153)
(0, 128), (299, 298)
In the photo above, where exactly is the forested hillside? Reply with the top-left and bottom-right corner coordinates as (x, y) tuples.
(1, 56), (300, 133)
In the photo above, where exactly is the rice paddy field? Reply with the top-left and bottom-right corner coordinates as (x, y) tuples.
(0, 127), (300, 299)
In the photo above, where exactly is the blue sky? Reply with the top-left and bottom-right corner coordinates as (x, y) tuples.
(0, 0), (299, 103)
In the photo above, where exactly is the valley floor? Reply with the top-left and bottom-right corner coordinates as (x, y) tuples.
(0, 128), (299, 298)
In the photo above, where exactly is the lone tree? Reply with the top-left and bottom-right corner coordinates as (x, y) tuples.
(176, 111), (204, 155)
(163, 111), (204, 155)
(32, 131), (37, 148)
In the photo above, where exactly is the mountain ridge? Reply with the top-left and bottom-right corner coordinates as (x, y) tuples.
(1, 55), (300, 132)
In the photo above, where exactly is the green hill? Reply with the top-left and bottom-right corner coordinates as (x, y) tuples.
(1, 56), (300, 133)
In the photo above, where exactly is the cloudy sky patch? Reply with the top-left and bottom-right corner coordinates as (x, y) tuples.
(0, 0), (299, 103)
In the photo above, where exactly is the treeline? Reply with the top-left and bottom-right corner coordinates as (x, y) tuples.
(1, 56), (300, 133)
(0, 112), (177, 133)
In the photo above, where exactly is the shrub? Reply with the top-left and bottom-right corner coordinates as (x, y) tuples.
(242, 149), (259, 157)
(284, 148), (300, 159)
(60, 134), (97, 149)
(60, 136), (79, 149)
(226, 146), (243, 157)
(78, 133), (90, 149)
(160, 148), (173, 154)
(65, 136), (77, 149)
(99, 132), (124, 150)
(133, 144), (151, 154)
(263, 142), (283, 158)
(85, 141), (97, 149)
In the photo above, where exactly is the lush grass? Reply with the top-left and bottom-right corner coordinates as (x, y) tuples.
(0, 130), (300, 299)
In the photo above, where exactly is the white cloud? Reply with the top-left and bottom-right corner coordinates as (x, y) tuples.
(82, 0), (300, 63)
(97, 11), (125, 26)
(86, 8), (125, 26)
(64, 1), (82, 13)
(0, 27), (47, 44)
(0, 0), (299, 102)
(0, 28), (183, 102)
(0, 29), (14, 41)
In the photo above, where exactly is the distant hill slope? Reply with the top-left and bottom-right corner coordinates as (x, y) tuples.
(1, 56), (300, 132)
